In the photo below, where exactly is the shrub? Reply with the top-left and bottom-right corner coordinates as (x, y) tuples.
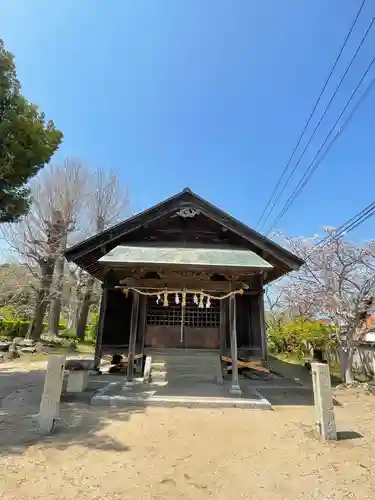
(59, 328), (79, 343)
(0, 319), (68, 339)
(267, 317), (336, 358)
(85, 312), (99, 344)
(0, 319), (30, 339)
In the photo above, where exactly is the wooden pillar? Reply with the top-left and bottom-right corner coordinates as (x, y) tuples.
(126, 290), (140, 385)
(220, 299), (227, 355)
(180, 304), (185, 345)
(258, 290), (267, 362)
(94, 284), (108, 371)
(138, 294), (147, 352)
(229, 294), (242, 395)
(136, 294), (147, 375)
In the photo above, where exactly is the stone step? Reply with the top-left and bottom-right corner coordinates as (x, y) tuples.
(92, 392), (271, 410)
(151, 354), (219, 361)
(151, 357), (219, 363)
(148, 350), (221, 385)
(152, 370), (218, 378)
(147, 348), (219, 354)
(151, 358), (219, 365)
(151, 363), (218, 371)
(151, 366), (217, 374)
(151, 367), (216, 375)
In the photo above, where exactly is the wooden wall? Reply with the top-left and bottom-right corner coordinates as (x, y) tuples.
(226, 293), (263, 350)
(102, 289), (132, 346)
(101, 288), (264, 354)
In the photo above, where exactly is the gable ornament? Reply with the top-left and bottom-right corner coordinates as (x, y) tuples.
(173, 207), (201, 219)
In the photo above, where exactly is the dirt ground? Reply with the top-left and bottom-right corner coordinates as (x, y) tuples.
(1, 359), (375, 499)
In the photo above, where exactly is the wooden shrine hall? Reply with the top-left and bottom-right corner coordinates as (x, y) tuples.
(65, 188), (303, 394)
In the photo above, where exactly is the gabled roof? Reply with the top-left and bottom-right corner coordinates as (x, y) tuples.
(99, 245), (274, 270)
(65, 187), (304, 281)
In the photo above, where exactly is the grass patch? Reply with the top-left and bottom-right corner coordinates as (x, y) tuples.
(44, 343), (94, 355)
(273, 352), (303, 365)
(272, 352), (342, 386)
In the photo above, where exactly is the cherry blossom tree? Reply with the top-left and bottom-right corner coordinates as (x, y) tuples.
(276, 229), (375, 384)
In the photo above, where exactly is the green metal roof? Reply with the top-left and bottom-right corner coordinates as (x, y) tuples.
(99, 245), (273, 270)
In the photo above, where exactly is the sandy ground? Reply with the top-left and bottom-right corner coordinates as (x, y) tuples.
(1, 360), (375, 499)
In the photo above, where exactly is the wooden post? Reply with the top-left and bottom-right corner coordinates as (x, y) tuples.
(311, 363), (337, 440)
(258, 289), (267, 362)
(137, 294), (147, 375)
(220, 299), (227, 356)
(229, 294), (242, 395)
(126, 290), (140, 385)
(180, 304), (185, 345)
(138, 294), (147, 353)
(94, 284), (108, 371)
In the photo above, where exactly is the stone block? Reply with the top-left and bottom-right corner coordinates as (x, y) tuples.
(20, 346), (37, 354)
(39, 355), (66, 434)
(311, 362), (337, 440)
(6, 347), (20, 359)
(0, 341), (11, 352)
(19, 339), (35, 347)
(67, 370), (89, 393)
(143, 355), (152, 383)
(65, 359), (95, 371)
(35, 342), (44, 352)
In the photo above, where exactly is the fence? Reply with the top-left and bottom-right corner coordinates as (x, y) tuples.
(352, 343), (375, 377)
(327, 342), (375, 378)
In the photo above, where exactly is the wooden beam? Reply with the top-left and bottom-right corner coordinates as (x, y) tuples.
(126, 291), (140, 384)
(113, 277), (262, 293)
(221, 356), (269, 373)
(116, 279), (238, 293)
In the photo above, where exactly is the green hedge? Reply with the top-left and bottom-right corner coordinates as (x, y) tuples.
(0, 320), (30, 338)
(0, 319), (96, 344)
(0, 320), (67, 339)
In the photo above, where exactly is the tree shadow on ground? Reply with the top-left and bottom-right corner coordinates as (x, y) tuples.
(0, 369), (144, 457)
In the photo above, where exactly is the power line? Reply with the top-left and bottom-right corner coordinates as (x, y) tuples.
(258, 8), (374, 231)
(340, 205), (375, 235)
(270, 196), (375, 290)
(335, 200), (375, 237)
(256, 0), (367, 229)
(270, 199), (375, 286)
(265, 54), (375, 235)
(316, 200), (375, 249)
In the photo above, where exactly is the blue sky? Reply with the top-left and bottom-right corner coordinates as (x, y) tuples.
(1, 0), (374, 241)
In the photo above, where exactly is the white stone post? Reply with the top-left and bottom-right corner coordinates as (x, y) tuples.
(311, 362), (337, 440)
(38, 355), (66, 434)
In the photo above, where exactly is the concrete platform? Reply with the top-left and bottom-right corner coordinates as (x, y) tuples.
(91, 379), (272, 410)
